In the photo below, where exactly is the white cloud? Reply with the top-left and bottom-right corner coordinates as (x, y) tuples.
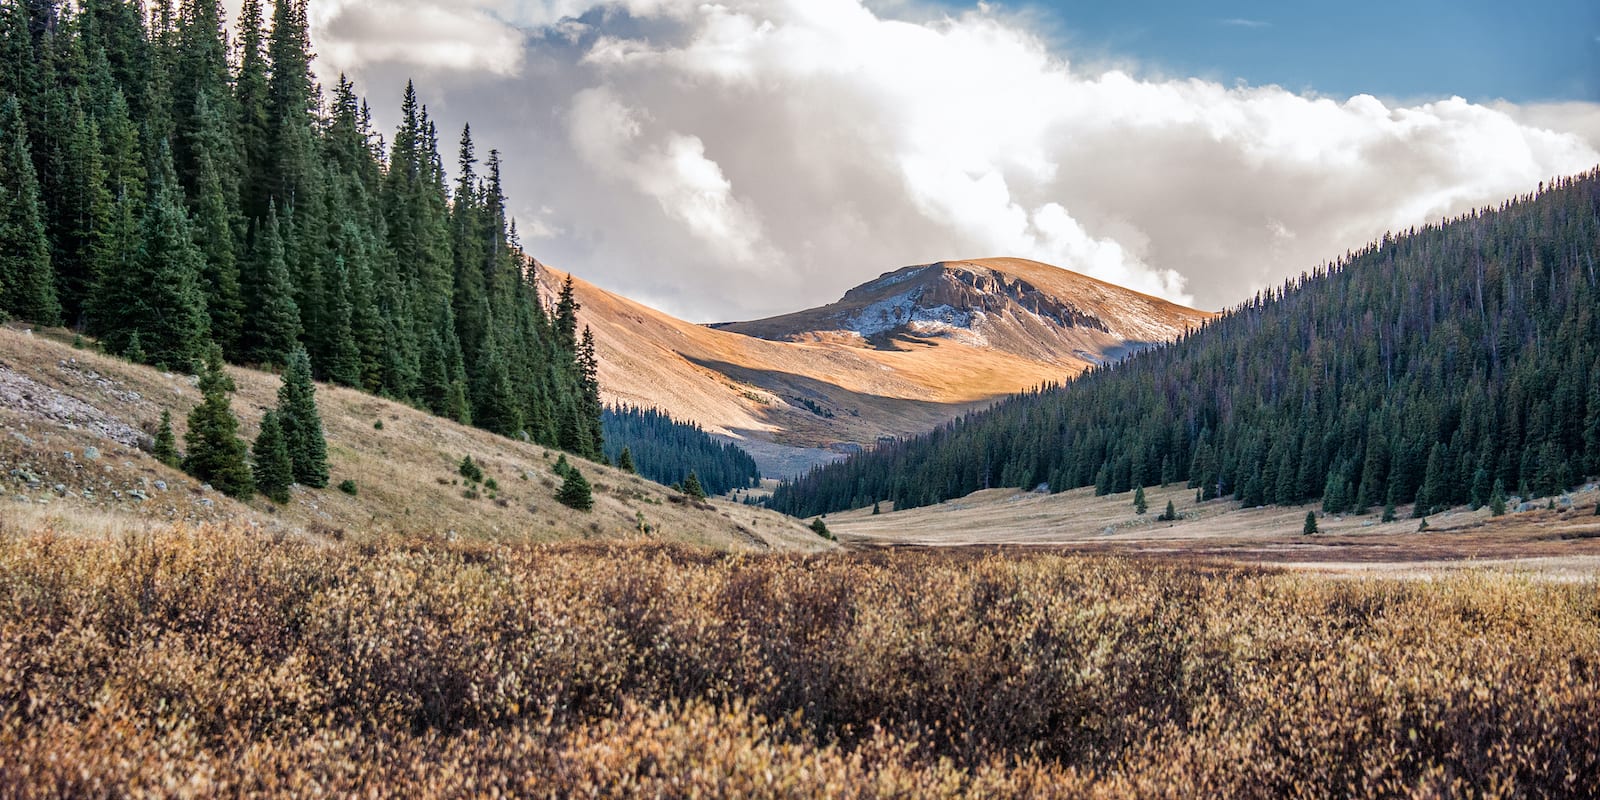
(306, 0), (528, 75)
(307, 0), (1600, 321)
(568, 88), (776, 265)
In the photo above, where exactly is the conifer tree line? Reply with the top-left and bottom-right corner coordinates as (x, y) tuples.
(773, 170), (1600, 518)
(0, 0), (603, 458)
(601, 405), (761, 497)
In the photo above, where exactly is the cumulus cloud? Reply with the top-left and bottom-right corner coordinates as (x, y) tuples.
(301, 0), (528, 75)
(303, 0), (1600, 321)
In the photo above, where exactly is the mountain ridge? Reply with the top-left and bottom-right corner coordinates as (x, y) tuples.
(543, 257), (1211, 477)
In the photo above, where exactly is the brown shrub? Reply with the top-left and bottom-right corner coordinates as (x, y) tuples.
(0, 523), (1596, 797)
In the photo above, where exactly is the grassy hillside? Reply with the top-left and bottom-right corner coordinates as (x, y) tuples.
(0, 324), (829, 552)
(1, 527), (1596, 796)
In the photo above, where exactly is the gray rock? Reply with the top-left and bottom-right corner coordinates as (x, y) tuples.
(83, 446), (100, 461)
(128, 489), (148, 502)
(62, 450), (73, 461)
(1516, 501), (1540, 513)
(52, 484), (66, 496)
(153, 480), (167, 491)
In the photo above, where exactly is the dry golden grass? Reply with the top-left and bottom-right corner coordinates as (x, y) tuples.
(0, 324), (828, 552)
(2, 519), (1597, 797)
(832, 482), (1600, 575)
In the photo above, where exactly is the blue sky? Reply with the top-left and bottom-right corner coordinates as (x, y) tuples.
(923, 0), (1600, 103)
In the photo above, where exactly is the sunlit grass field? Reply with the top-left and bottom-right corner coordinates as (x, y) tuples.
(2, 521), (1596, 797)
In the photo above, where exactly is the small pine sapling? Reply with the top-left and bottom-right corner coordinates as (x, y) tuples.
(558, 466), (593, 511)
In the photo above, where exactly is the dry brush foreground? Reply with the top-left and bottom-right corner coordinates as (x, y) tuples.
(1, 522), (1598, 798)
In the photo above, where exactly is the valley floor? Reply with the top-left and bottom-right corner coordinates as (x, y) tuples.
(830, 482), (1600, 577)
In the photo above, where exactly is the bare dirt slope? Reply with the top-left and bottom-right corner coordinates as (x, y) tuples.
(545, 258), (1210, 477)
(0, 325), (829, 552)
(828, 482), (1600, 575)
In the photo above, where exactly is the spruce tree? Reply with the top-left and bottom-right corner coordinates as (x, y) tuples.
(810, 518), (833, 540)
(558, 466), (592, 511)
(252, 409), (293, 503)
(187, 91), (243, 355)
(240, 203), (301, 367)
(1302, 511), (1318, 536)
(1133, 485), (1147, 514)
(93, 148), (210, 369)
(0, 97), (59, 324)
(1490, 480), (1507, 517)
(684, 471), (706, 500)
(152, 410), (179, 467)
(183, 345), (254, 498)
(276, 346), (327, 488)
(617, 446), (635, 474)
(1160, 500), (1177, 521)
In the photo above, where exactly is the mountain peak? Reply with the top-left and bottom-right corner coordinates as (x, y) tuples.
(717, 258), (1210, 366)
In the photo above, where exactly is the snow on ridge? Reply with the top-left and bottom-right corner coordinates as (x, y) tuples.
(843, 288), (922, 336)
(866, 266), (931, 291)
(842, 290), (982, 337)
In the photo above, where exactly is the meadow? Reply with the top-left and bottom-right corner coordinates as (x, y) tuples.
(1, 521), (1597, 798)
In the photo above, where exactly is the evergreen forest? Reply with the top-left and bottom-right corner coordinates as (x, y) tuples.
(0, 0), (603, 458)
(772, 170), (1600, 518)
(602, 405), (761, 497)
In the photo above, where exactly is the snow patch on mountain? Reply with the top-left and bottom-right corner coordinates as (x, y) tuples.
(842, 290), (982, 337)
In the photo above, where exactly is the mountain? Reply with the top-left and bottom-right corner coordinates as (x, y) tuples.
(771, 170), (1600, 519)
(544, 258), (1209, 477)
(716, 258), (1204, 365)
(0, 325), (828, 552)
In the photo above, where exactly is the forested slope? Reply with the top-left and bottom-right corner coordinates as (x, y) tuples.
(602, 405), (760, 496)
(0, 0), (602, 459)
(774, 170), (1600, 518)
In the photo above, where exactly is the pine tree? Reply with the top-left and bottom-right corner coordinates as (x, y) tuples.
(1468, 465), (1490, 511)
(577, 326), (604, 458)
(552, 453), (571, 479)
(872, 501), (882, 515)
(1490, 479), (1507, 517)
(1303, 511), (1318, 536)
(182, 345), (254, 498)
(617, 446), (635, 474)
(0, 97), (59, 324)
(557, 465), (592, 511)
(187, 91), (243, 354)
(152, 409), (179, 467)
(92, 148), (210, 369)
(1133, 485), (1147, 515)
(252, 409), (292, 503)
(810, 517), (833, 540)
(1159, 500), (1177, 521)
(240, 203), (301, 367)
(683, 471), (706, 500)
(276, 346), (327, 488)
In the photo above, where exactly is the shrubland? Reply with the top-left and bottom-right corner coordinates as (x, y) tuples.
(2, 522), (1596, 797)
